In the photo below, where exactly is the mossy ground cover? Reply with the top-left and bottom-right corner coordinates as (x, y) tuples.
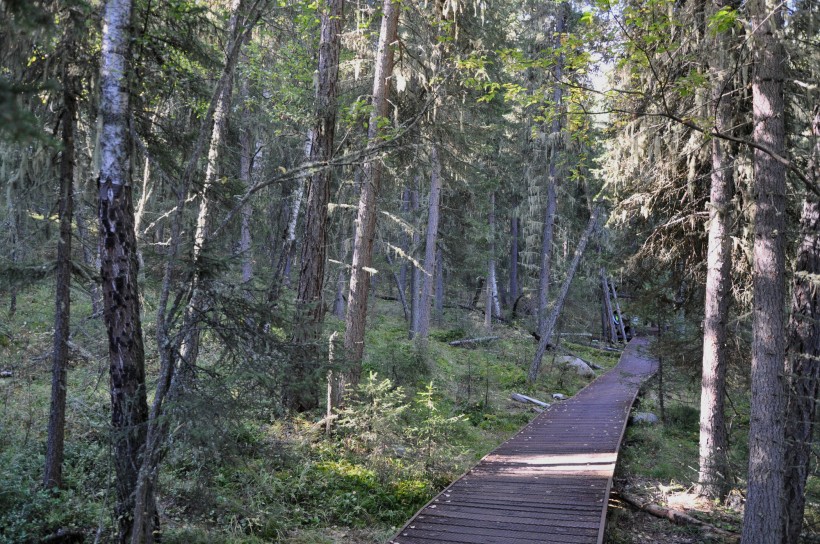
(0, 284), (619, 543)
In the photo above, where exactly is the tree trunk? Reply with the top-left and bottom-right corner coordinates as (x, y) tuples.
(536, 3), (567, 336)
(398, 186), (411, 313)
(609, 278), (628, 342)
(781, 109), (820, 544)
(696, 17), (734, 499)
(44, 64), (77, 491)
(741, 0), (788, 541)
(239, 77), (254, 287)
(97, 1), (154, 540)
(275, 131), (312, 293)
(487, 192), (501, 322)
(434, 246), (444, 324)
(385, 246), (409, 320)
(601, 270), (617, 344)
(409, 186), (421, 337)
(537, 179), (556, 334)
(528, 206), (600, 383)
(290, 0), (344, 410)
(344, 0), (400, 379)
(510, 216), (519, 304)
(415, 144), (443, 345)
(177, 0), (246, 384)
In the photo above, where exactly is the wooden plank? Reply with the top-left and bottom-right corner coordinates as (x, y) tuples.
(388, 337), (658, 544)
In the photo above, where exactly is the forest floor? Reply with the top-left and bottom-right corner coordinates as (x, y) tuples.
(1, 285), (818, 543)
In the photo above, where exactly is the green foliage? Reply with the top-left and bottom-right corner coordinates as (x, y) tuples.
(336, 372), (409, 456)
(407, 382), (468, 469)
(708, 6), (739, 35)
(0, 449), (104, 544)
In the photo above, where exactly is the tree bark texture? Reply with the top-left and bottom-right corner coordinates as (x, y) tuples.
(415, 144), (443, 344)
(510, 216), (520, 304)
(742, 1), (788, 541)
(528, 206), (600, 383)
(781, 109), (820, 544)
(290, 0), (344, 410)
(44, 65), (77, 491)
(97, 0), (155, 540)
(344, 0), (400, 379)
(697, 18), (734, 499)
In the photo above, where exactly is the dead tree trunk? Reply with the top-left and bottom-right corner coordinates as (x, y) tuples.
(528, 206), (600, 383)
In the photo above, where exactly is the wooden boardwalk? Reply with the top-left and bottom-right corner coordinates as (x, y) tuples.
(388, 336), (658, 544)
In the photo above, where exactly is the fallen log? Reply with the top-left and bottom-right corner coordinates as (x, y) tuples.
(448, 336), (500, 347)
(510, 393), (550, 408)
(614, 490), (739, 542)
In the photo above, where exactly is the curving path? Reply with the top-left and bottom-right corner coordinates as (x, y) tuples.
(388, 336), (658, 544)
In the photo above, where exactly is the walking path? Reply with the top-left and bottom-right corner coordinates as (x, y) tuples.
(388, 336), (658, 544)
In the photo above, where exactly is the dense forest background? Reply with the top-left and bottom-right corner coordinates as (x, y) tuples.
(1, 0), (819, 542)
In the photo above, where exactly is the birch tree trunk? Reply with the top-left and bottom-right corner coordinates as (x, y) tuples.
(741, 0), (788, 540)
(97, 0), (154, 540)
(290, 0), (344, 411)
(414, 144), (443, 344)
(44, 61), (77, 491)
(528, 206), (600, 383)
(696, 13), (734, 499)
(781, 108), (820, 544)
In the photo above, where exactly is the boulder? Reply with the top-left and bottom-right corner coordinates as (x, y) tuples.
(555, 356), (596, 378)
(631, 412), (659, 425)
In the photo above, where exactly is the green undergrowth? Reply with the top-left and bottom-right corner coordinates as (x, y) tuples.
(0, 284), (625, 543)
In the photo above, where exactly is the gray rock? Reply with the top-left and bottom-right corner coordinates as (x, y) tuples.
(555, 356), (596, 378)
(0, 370), (11, 378)
(631, 412), (659, 425)
(551, 393), (567, 401)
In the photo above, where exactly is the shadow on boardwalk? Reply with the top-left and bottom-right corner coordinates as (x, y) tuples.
(389, 336), (658, 544)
